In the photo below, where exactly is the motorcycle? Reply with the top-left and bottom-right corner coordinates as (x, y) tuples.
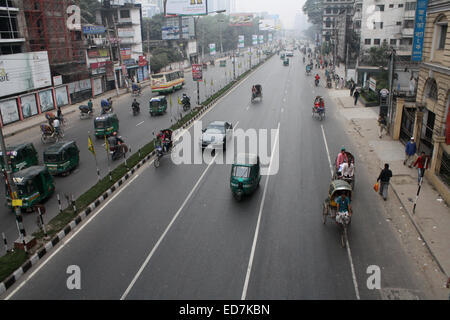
(109, 143), (128, 161)
(132, 104), (140, 116)
(79, 105), (93, 119)
(154, 145), (164, 168)
(101, 105), (113, 115)
(182, 100), (191, 111)
(315, 79), (320, 87)
(326, 78), (332, 89)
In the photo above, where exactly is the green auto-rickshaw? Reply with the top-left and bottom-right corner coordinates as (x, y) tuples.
(230, 153), (261, 201)
(283, 58), (289, 66)
(149, 96), (168, 116)
(220, 60), (227, 67)
(43, 141), (80, 176)
(280, 53), (285, 60)
(94, 113), (119, 138)
(6, 165), (55, 210)
(0, 143), (38, 172)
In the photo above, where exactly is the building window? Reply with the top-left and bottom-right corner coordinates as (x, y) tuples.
(389, 4), (394, 8)
(427, 80), (438, 100)
(405, 2), (416, 11)
(376, 5), (385, 11)
(120, 10), (130, 18)
(404, 20), (415, 28)
(438, 24), (448, 50)
(398, 4), (404, 8)
(396, 21), (402, 26)
(365, 39), (371, 45)
(400, 38), (413, 45)
(439, 151), (450, 187)
(374, 39), (381, 45)
(326, 8), (331, 14)
(390, 39), (397, 45)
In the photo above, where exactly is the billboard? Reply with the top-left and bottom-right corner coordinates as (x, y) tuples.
(238, 35), (245, 48)
(259, 35), (264, 44)
(162, 16), (194, 40)
(209, 43), (216, 55)
(0, 99), (19, 124)
(82, 25), (106, 34)
(252, 35), (258, 45)
(20, 94), (38, 119)
(259, 19), (275, 31)
(0, 52), (51, 98)
(192, 64), (203, 82)
(165, 0), (207, 16)
(229, 13), (254, 26)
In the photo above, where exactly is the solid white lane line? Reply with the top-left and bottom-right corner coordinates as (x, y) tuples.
(120, 154), (218, 300)
(320, 125), (361, 300)
(241, 122), (280, 301)
(136, 121), (145, 127)
(4, 173), (140, 300)
(321, 125), (334, 178)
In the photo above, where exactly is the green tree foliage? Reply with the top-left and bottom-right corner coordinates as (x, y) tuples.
(79, 0), (101, 24)
(363, 41), (390, 66)
(142, 14), (164, 41)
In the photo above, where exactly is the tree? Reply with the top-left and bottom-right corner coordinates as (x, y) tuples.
(362, 42), (390, 66)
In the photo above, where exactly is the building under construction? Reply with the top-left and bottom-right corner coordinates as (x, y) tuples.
(19, 0), (88, 82)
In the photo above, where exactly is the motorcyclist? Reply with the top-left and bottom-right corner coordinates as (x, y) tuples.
(131, 99), (140, 113)
(132, 82), (141, 95)
(109, 132), (124, 158)
(315, 74), (320, 85)
(101, 99), (111, 114)
(314, 96), (325, 110)
(181, 93), (190, 107)
(303, 56), (305, 64)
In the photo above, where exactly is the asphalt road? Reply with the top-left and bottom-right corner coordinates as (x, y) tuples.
(0, 53), (259, 251)
(3, 52), (433, 300)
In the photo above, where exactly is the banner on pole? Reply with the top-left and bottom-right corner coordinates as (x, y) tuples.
(209, 43), (216, 56)
(192, 64), (203, 82)
(411, 0), (428, 62)
(259, 35), (264, 44)
(88, 136), (96, 156)
(252, 35), (257, 45)
(238, 35), (245, 48)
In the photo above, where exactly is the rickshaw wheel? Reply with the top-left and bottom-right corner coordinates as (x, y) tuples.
(154, 158), (160, 168)
(234, 192), (242, 201)
(341, 226), (347, 248)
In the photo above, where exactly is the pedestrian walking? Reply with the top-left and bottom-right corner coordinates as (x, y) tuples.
(377, 114), (387, 139)
(404, 137), (417, 167)
(377, 163), (393, 201)
(349, 81), (355, 96)
(340, 77), (344, 89)
(413, 152), (429, 184)
(353, 89), (360, 105)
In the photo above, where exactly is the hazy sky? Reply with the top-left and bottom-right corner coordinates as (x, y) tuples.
(236, 0), (306, 29)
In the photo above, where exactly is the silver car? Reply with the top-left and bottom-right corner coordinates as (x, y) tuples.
(200, 121), (233, 151)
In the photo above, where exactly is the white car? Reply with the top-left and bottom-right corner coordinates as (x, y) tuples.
(200, 121), (233, 151)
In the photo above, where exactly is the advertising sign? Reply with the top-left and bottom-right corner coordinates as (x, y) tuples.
(412, 0), (428, 62)
(20, 94), (38, 119)
(238, 35), (245, 48)
(53, 75), (63, 86)
(188, 40), (197, 55)
(120, 48), (132, 60)
(209, 43), (216, 56)
(369, 77), (377, 92)
(229, 13), (254, 26)
(88, 49), (109, 58)
(0, 99), (19, 124)
(38, 89), (54, 112)
(259, 19), (275, 31)
(192, 64), (203, 82)
(82, 25), (106, 34)
(165, 0), (207, 16)
(259, 35), (264, 44)
(181, 16), (195, 39)
(269, 34), (273, 42)
(252, 35), (258, 45)
(0, 51), (51, 98)
(118, 28), (134, 38)
(55, 87), (69, 107)
(162, 17), (180, 40)
(138, 56), (148, 67)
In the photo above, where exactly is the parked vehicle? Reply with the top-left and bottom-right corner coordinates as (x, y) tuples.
(43, 141), (80, 176)
(0, 143), (38, 172)
(79, 105), (93, 119)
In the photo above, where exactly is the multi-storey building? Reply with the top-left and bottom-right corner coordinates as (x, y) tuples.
(360, 0), (417, 57)
(96, 0), (147, 85)
(135, 0), (162, 18)
(411, 0), (450, 203)
(322, 0), (354, 43)
(0, 0), (27, 55)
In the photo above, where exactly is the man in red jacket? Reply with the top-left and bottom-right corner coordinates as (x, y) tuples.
(413, 152), (429, 185)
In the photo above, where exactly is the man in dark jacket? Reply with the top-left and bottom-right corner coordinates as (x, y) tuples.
(377, 163), (393, 201)
(404, 137), (417, 167)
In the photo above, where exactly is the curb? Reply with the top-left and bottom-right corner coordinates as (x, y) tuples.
(390, 182), (449, 279)
(0, 55), (273, 296)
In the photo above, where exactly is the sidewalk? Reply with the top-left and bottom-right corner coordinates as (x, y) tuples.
(329, 88), (450, 280)
(2, 79), (151, 138)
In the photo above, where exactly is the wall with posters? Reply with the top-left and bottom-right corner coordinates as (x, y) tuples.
(0, 99), (20, 124)
(20, 94), (39, 119)
(55, 87), (69, 107)
(93, 78), (103, 96)
(38, 89), (55, 112)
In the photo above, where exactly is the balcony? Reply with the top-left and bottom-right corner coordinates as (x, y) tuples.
(402, 28), (414, 37)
